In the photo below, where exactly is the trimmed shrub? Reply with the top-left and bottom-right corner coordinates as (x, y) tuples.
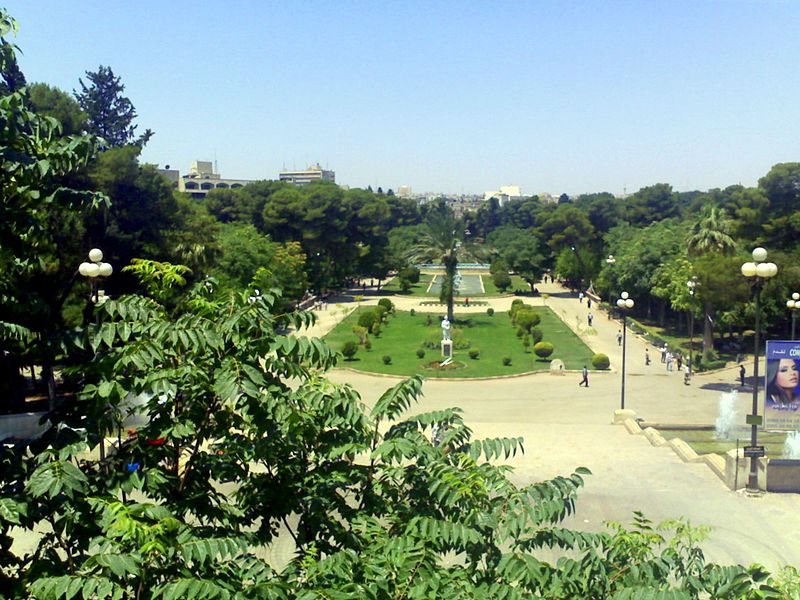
(416, 348), (425, 359)
(352, 325), (368, 344)
(533, 341), (554, 359)
(522, 334), (531, 352)
(486, 307), (494, 316)
(516, 327), (525, 338)
(399, 266), (421, 284)
(425, 314), (433, 326)
(515, 309), (541, 332)
(364, 339), (372, 350)
(502, 356), (512, 366)
(493, 271), (511, 292)
(399, 277), (412, 292)
(341, 340), (358, 361)
(591, 353), (610, 369)
(382, 355), (392, 365)
(358, 311), (377, 330)
(410, 308), (416, 317)
(370, 322), (382, 337)
(374, 305), (388, 322)
(378, 298), (394, 313)
(469, 349), (480, 359)
(530, 327), (543, 344)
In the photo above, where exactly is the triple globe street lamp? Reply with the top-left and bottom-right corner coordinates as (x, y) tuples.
(616, 291), (634, 411)
(687, 277), (698, 372)
(605, 255), (616, 310)
(787, 292), (800, 341)
(79, 248), (113, 467)
(740, 247), (778, 494)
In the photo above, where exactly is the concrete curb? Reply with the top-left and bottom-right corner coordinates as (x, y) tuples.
(668, 437), (703, 463)
(617, 411), (735, 487)
(642, 427), (668, 447)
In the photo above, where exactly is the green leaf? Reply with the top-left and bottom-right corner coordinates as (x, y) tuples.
(0, 498), (26, 524)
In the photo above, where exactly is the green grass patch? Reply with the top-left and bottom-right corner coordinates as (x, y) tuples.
(658, 428), (788, 458)
(381, 273), (435, 296)
(384, 273), (531, 298)
(325, 307), (595, 378)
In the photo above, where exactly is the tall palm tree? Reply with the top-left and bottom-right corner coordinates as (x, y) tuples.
(686, 206), (736, 359)
(686, 207), (736, 256)
(406, 208), (482, 321)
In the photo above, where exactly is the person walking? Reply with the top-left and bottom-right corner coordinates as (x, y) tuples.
(587, 298), (592, 309)
(676, 354), (683, 370)
(684, 364), (691, 385)
(616, 330), (623, 346)
(587, 312), (594, 326)
(666, 352), (674, 372)
(660, 346), (667, 363)
(739, 364), (746, 388)
(579, 365), (589, 387)
(645, 348), (651, 366)
(578, 292), (584, 304)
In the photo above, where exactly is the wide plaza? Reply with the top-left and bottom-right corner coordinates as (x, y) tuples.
(307, 278), (800, 571)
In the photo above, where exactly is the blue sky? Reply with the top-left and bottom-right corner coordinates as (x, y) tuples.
(7, 1), (799, 196)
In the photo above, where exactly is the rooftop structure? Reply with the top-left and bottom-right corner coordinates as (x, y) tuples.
(279, 163), (335, 186)
(157, 161), (254, 199)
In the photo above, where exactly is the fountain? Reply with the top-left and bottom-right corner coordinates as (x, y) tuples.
(715, 389), (739, 440)
(784, 431), (800, 459)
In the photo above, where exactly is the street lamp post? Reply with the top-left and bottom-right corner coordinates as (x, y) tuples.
(787, 292), (800, 341)
(616, 291), (634, 410)
(606, 255), (616, 310)
(79, 248), (113, 466)
(687, 278), (697, 372)
(741, 247), (778, 494)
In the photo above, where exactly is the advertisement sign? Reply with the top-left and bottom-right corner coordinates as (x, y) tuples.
(764, 340), (800, 431)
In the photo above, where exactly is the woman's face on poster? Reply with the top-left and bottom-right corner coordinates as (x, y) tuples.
(775, 358), (799, 390)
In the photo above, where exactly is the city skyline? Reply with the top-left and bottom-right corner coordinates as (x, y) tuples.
(7, 1), (800, 196)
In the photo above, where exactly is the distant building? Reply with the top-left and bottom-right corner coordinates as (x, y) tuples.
(157, 160), (254, 199)
(279, 163), (335, 186)
(484, 185), (523, 206)
(397, 185), (412, 198)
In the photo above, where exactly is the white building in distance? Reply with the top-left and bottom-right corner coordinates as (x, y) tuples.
(158, 161), (254, 199)
(484, 185), (523, 205)
(279, 163), (335, 186)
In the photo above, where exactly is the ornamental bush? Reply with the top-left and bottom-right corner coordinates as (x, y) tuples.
(487, 307), (494, 316)
(493, 271), (511, 292)
(469, 349), (480, 359)
(533, 341), (555, 359)
(382, 355), (392, 365)
(358, 310), (377, 330)
(378, 298), (394, 313)
(592, 353), (610, 369)
(515, 309), (541, 332)
(341, 340), (358, 360)
(530, 327), (543, 344)
(502, 356), (512, 366)
(416, 348), (425, 359)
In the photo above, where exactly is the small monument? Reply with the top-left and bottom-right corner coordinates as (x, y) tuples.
(441, 317), (453, 359)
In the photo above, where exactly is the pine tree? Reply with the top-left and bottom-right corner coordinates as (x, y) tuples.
(74, 65), (152, 147)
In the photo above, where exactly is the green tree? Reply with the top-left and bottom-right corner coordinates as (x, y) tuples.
(27, 82), (87, 135)
(74, 65), (151, 147)
(626, 183), (679, 225)
(406, 206), (481, 321)
(0, 12), (106, 410)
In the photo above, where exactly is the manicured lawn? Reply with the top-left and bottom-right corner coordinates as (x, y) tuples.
(383, 273), (531, 298)
(324, 307), (596, 378)
(658, 429), (787, 458)
(382, 273), (435, 296)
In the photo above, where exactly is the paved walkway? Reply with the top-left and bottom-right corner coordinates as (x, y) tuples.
(305, 279), (800, 570)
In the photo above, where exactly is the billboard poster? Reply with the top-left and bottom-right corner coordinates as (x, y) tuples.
(764, 340), (800, 431)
